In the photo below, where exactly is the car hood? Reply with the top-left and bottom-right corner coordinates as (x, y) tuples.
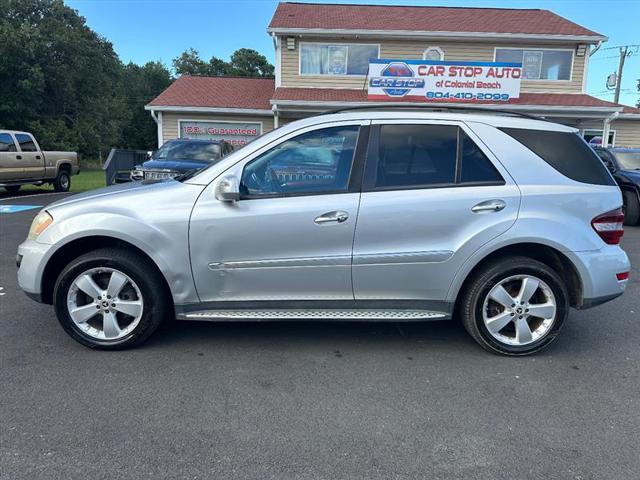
(45, 179), (181, 211)
(618, 169), (640, 184)
(142, 159), (209, 171)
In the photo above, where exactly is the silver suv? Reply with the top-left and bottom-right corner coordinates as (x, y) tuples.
(17, 109), (630, 355)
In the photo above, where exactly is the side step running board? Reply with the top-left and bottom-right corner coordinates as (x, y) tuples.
(179, 309), (447, 321)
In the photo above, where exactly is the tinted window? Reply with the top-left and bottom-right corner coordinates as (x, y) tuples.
(459, 130), (503, 183)
(240, 126), (359, 197)
(15, 134), (37, 152)
(375, 125), (457, 188)
(500, 128), (616, 186)
(0, 133), (17, 152)
(153, 141), (223, 163)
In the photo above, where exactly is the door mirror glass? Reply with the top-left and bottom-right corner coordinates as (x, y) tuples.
(215, 175), (240, 202)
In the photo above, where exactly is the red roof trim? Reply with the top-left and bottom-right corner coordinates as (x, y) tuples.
(269, 2), (603, 38)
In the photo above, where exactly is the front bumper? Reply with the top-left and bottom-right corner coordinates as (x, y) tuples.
(17, 239), (54, 303)
(567, 245), (631, 309)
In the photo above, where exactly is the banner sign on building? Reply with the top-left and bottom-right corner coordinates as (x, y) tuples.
(179, 121), (262, 146)
(368, 59), (522, 102)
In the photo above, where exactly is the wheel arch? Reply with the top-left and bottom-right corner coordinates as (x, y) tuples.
(40, 235), (172, 305)
(450, 242), (583, 313)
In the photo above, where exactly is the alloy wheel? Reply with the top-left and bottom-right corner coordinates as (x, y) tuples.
(482, 274), (557, 346)
(66, 267), (144, 340)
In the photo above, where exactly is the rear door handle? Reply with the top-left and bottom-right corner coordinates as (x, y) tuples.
(16, 155), (22, 160)
(35, 155), (41, 160)
(314, 210), (349, 224)
(472, 199), (506, 213)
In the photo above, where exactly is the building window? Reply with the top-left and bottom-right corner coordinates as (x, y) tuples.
(582, 129), (616, 147)
(300, 43), (379, 76)
(495, 48), (573, 80)
(422, 47), (444, 61)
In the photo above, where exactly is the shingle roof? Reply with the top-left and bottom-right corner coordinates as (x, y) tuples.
(147, 75), (275, 110)
(272, 87), (624, 109)
(268, 2), (604, 38)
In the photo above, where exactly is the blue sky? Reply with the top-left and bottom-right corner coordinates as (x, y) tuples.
(67, 0), (639, 106)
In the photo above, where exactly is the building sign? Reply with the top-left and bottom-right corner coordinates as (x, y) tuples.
(179, 121), (262, 146)
(368, 59), (522, 102)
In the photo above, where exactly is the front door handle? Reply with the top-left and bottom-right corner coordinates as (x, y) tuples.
(16, 155), (22, 160)
(314, 210), (349, 225)
(471, 199), (506, 213)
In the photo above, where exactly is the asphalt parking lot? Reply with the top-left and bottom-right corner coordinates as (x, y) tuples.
(1, 191), (639, 480)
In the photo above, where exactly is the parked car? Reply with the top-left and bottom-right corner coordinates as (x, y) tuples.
(130, 139), (233, 181)
(0, 130), (78, 193)
(593, 147), (640, 226)
(17, 109), (630, 355)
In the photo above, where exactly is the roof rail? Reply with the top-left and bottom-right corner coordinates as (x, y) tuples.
(322, 104), (546, 121)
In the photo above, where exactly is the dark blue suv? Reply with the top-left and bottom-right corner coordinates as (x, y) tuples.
(131, 139), (234, 181)
(595, 147), (640, 225)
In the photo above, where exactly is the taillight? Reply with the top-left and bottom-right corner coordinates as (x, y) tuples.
(616, 272), (630, 281)
(591, 208), (625, 245)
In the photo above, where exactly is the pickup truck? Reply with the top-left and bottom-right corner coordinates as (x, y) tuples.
(0, 130), (79, 193)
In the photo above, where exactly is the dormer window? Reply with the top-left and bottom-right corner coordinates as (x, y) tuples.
(423, 47), (444, 61)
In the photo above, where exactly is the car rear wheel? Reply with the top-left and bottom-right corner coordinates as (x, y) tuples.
(623, 190), (640, 226)
(53, 248), (169, 349)
(459, 256), (569, 356)
(53, 170), (71, 192)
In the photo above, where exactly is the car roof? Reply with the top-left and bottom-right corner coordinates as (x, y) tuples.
(609, 147), (640, 152)
(279, 110), (576, 133)
(0, 130), (32, 136)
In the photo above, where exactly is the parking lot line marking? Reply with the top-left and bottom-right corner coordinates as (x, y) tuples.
(0, 205), (41, 214)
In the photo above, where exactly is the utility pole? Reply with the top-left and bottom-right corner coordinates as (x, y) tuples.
(614, 46), (629, 104)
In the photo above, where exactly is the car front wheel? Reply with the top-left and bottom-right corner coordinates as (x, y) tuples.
(460, 256), (569, 356)
(53, 248), (169, 349)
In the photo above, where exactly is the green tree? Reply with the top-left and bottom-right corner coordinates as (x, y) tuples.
(119, 61), (172, 150)
(229, 48), (274, 77)
(172, 48), (274, 77)
(0, 0), (127, 159)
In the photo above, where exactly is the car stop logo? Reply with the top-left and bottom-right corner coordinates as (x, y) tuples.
(369, 62), (426, 97)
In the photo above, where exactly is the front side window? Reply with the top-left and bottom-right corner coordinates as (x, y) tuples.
(240, 126), (360, 197)
(0, 133), (17, 152)
(300, 43), (379, 76)
(14, 133), (37, 152)
(495, 48), (572, 80)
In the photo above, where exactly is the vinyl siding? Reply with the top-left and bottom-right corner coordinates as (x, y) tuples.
(161, 112), (274, 143)
(280, 37), (585, 94)
(611, 120), (640, 148)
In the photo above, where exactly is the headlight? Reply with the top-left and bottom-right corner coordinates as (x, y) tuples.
(28, 211), (53, 240)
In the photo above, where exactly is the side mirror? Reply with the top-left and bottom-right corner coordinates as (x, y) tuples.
(215, 175), (240, 202)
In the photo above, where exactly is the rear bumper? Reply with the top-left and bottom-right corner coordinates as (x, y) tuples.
(567, 245), (630, 309)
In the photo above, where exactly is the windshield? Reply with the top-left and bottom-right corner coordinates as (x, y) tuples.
(153, 141), (223, 163)
(613, 151), (640, 170)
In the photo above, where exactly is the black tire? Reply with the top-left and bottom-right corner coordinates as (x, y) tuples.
(53, 248), (170, 349)
(459, 256), (569, 356)
(53, 170), (71, 192)
(4, 185), (21, 193)
(623, 190), (640, 226)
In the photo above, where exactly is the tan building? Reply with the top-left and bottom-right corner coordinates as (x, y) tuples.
(147, 2), (640, 147)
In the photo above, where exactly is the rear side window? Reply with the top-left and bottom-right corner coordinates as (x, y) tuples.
(376, 124), (458, 187)
(0, 133), (17, 152)
(499, 128), (616, 186)
(15, 133), (38, 152)
(365, 124), (503, 190)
